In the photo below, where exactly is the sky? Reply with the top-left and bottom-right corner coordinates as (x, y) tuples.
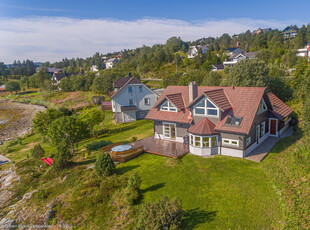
(0, 0), (309, 63)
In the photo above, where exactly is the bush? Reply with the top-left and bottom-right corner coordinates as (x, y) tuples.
(53, 140), (72, 170)
(30, 144), (45, 159)
(137, 196), (183, 230)
(86, 140), (112, 151)
(95, 152), (116, 177)
(130, 136), (137, 142)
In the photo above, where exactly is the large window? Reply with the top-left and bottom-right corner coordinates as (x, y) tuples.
(189, 134), (218, 148)
(257, 98), (267, 114)
(163, 123), (176, 139)
(261, 121), (265, 137)
(160, 100), (177, 112)
(194, 97), (218, 117)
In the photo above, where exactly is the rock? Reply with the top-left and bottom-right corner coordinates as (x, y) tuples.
(0, 218), (18, 230)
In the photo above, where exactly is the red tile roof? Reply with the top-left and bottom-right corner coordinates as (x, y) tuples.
(146, 86), (273, 135)
(166, 93), (185, 110)
(267, 92), (293, 120)
(204, 89), (232, 112)
(188, 118), (218, 135)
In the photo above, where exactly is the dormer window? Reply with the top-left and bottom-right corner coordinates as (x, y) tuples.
(160, 100), (177, 112)
(194, 98), (218, 117)
(257, 98), (267, 114)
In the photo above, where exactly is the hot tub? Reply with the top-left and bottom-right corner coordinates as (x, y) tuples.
(111, 145), (132, 152)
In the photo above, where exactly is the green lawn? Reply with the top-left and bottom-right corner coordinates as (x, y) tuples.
(118, 154), (283, 229)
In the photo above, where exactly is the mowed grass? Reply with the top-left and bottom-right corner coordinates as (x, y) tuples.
(118, 154), (283, 229)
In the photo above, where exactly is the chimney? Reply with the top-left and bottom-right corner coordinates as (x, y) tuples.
(128, 72), (132, 78)
(189, 81), (198, 103)
(232, 84), (235, 90)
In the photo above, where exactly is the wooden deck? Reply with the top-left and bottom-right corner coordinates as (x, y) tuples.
(129, 136), (189, 158)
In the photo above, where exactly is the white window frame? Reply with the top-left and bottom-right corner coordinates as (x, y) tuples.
(189, 134), (218, 148)
(257, 98), (267, 115)
(222, 138), (239, 147)
(193, 97), (219, 118)
(138, 85), (143, 93)
(160, 100), (177, 112)
(144, 98), (150, 106)
(246, 137), (251, 146)
(261, 121), (266, 137)
(163, 122), (177, 139)
(128, 86), (133, 93)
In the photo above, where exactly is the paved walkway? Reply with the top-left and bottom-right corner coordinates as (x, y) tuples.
(245, 126), (293, 162)
(130, 136), (189, 158)
(0, 155), (10, 166)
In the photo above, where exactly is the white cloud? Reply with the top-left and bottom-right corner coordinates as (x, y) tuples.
(0, 17), (299, 63)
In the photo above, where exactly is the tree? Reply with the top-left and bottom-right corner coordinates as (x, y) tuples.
(178, 70), (207, 86)
(5, 80), (20, 93)
(137, 196), (183, 230)
(229, 58), (269, 87)
(202, 71), (222, 86)
(92, 70), (118, 94)
(303, 98), (310, 136)
(79, 107), (104, 133)
(53, 139), (72, 170)
(95, 152), (116, 177)
(59, 77), (73, 92)
(48, 116), (89, 153)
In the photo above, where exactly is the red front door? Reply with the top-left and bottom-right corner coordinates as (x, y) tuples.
(270, 119), (277, 135)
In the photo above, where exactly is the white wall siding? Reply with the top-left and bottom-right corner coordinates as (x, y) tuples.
(189, 146), (218, 156)
(221, 147), (244, 158)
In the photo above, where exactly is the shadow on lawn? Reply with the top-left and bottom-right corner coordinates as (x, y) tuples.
(182, 208), (217, 229)
(141, 182), (166, 193)
(75, 158), (96, 166)
(116, 165), (140, 175)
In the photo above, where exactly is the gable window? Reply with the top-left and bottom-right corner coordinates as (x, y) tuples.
(144, 98), (150, 106)
(194, 97), (218, 117)
(257, 98), (267, 114)
(222, 138), (239, 147)
(128, 86), (133, 93)
(139, 86), (143, 93)
(129, 99), (134, 106)
(160, 100), (177, 112)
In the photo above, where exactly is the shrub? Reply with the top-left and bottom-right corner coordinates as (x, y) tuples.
(137, 196), (183, 230)
(86, 140), (112, 151)
(30, 144), (45, 159)
(130, 136), (137, 142)
(33, 189), (50, 202)
(95, 152), (116, 177)
(125, 172), (141, 204)
(53, 140), (72, 170)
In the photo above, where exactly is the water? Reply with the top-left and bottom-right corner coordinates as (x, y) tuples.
(0, 119), (8, 124)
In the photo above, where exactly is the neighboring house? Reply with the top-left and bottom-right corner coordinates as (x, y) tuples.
(105, 58), (120, 69)
(224, 47), (243, 56)
(145, 82), (293, 158)
(0, 85), (5, 92)
(90, 64), (98, 72)
(111, 76), (159, 123)
(187, 45), (209, 58)
(223, 52), (257, 67)
(253, 28), (271, 34)
(36, 67), (62, 76)
(51, 72), (67, 85)
(282, 26), (299, 39)
(212, 64), (225, 71)
(296, 43), (310, 57)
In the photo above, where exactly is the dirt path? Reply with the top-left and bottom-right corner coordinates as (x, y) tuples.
(0, 100), (46, 143)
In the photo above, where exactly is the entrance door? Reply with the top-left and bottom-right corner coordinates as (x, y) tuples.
(163, 123), (176, 140)
(270, 119), (277, 135)
(256, 125), (260, 144)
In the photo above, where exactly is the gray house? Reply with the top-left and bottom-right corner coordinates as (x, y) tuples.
(111, 76), (159, 123)
(145, 82), (293, 158)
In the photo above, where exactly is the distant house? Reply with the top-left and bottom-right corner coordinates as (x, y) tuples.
(36, 67), (62, 76)
(0, 85), (5, 92)
(224, 47), (243, 56)
(110, 75), (159, 123)
(90, 64), (98, 72)
(282, 26), (299, 39)
(296, 43), (310, 57)
(187, 45), (209, 58)
(253, 28), (271, 34)
(223, 52), (257, 67)
(212, 64), (225, 71)
(51, 72), (67, 85)
(105, 58), (120, 69)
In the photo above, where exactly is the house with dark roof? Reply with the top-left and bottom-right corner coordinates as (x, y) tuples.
(253, 28), (271, 34)
(51, 72), (67, 85)
(111, 75), (159, 123)
(224, 47), (243, 56)
(212, 64), (225, 71)
(0, 85), (5, 92)
(145, 82), (293, 158)
(282, 26), (299, 39)
(223, 52), (257, 67)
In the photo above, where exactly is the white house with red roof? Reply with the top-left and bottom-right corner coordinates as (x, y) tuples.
(145, 82), (293, 158)
(110, 75), (159, 123)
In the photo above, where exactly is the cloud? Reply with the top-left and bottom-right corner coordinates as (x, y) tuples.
(0, 17), (299, 63)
